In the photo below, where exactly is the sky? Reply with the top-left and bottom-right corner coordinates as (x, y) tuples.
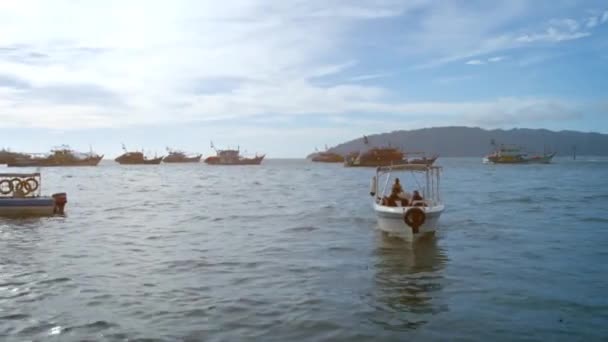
(0, 0), (607, 158)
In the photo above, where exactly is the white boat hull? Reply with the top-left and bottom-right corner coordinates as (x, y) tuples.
(374, 203), (444, 241)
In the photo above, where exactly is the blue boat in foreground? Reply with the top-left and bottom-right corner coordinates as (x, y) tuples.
(0, 173), (67, 217)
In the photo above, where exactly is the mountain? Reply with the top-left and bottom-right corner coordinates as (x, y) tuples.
(328, 127), (608, 157)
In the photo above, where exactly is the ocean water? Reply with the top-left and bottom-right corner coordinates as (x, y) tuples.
(1, 158), (607, 341)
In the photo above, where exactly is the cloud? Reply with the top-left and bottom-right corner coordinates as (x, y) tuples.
(466, 59), (485, 65)
(603, 11), (608, 23)
(586, 16), (599, 28)
(414, 6), (600, 69)
(465, 56), (506, 65)
(348, 73), (390, 82)
(488, 56), (506, 62)
(515, 27), (590, 43)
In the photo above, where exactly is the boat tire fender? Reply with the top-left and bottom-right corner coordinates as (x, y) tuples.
(24, 178), (39, 192)
(0, 179), (13, 195)
(404, 207), (426, 234)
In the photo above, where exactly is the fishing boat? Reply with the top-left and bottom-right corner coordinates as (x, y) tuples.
(115, 145), (163, 165)
(162, 148), (202, 163)
(370, 164), (444, 241)
(483, 144), (555, 164)
(204, 142), (264, 165)
(0, 173), (67, 217)
(308, 145), (344, 163)
(0, 149), (32, 165)
(6, 146), (103, 167)
(345, 147), (438, 167)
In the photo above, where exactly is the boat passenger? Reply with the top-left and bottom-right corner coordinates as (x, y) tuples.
(411, 190), (424, 206)
(388, 178), (410, 206)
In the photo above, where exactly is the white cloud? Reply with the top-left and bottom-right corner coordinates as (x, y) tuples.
(466, 59), (485, 65)
(0, 0), (599, 139)
(413, 5), (600, 69)
(515, 27), (590, 43)
(348, 73), (390, 82)
(488, 56), (506, 62)
(602, 11), (608, 23)
(586, 16), (599, 28)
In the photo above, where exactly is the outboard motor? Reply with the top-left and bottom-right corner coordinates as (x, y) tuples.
(52, 193), (67, 215)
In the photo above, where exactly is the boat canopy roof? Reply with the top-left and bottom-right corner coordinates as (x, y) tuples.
(376, 164), (441, 173)
(0, 172), (41, 177)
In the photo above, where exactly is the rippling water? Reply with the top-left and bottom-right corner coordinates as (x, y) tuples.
(1, 158), (607, 341)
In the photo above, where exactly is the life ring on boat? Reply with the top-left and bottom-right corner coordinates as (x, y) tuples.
(24, 178), (39, 192)
(404, 207), (426, 234)
(15, 180), (33, 195)
(0, 179), (13, 195)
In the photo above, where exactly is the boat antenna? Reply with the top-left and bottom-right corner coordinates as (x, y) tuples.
(122, 143), (127, 153)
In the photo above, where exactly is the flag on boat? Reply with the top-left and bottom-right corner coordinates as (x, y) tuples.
(363, 135), (369, 144)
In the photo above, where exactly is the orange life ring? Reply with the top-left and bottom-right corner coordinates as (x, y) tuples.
(404, 207), (426, 234)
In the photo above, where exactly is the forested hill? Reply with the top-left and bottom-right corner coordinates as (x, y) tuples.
(328, 127), (608, 157)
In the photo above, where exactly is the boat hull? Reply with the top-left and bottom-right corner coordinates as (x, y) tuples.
(163, 155), (202, 163)
(7, 156), (103, 167)
(485, 153), (555, 164)
(374, 203), (444, 241)
(0, 197), (56, 217)
(115, 157), (163, 165)
(204, 156), (265, 165)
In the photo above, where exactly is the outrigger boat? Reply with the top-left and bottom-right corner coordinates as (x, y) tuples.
(370, 164), (444, 241)
(0, 173), (67, 217)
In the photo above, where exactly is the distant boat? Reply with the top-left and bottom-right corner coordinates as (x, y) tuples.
(344, 146), (437, 167)
(484, 144), (555, 164)
(204, 142), (264, 165)
(163, 148), (202, 163)
(0, 149), (32, 165)
(115, 145), (163, 165)
(7, 146), (103, 167)
(309, 147), (344, 163)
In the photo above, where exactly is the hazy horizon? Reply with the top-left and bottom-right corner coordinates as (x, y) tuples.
(1, 1), (607, 157)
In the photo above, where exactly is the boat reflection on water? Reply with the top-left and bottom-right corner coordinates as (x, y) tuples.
(369, 235), (448, 331)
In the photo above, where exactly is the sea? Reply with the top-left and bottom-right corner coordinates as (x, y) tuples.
(1, 157), (607, 341)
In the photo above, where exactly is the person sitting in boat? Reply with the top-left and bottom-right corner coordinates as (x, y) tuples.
(411, 190), (425, 206)
(387, 178), (411, 206)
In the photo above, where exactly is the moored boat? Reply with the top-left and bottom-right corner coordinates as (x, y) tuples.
(115, 145), (163, 165)
(6, 146), (103, 167)
(345, 147), (438, 167)
(163, 148), (202, 163)
(310, 151), (344, 163)
(0, 149), (32, 165)
(0, 173), (67, 217)
(484, 144), (555, 164)
(204, 142), (264, 165)
(371, 164), (444, 241)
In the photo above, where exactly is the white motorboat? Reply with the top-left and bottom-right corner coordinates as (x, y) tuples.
(0, 173), (67, 217)
(370, 164), (444, 240)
